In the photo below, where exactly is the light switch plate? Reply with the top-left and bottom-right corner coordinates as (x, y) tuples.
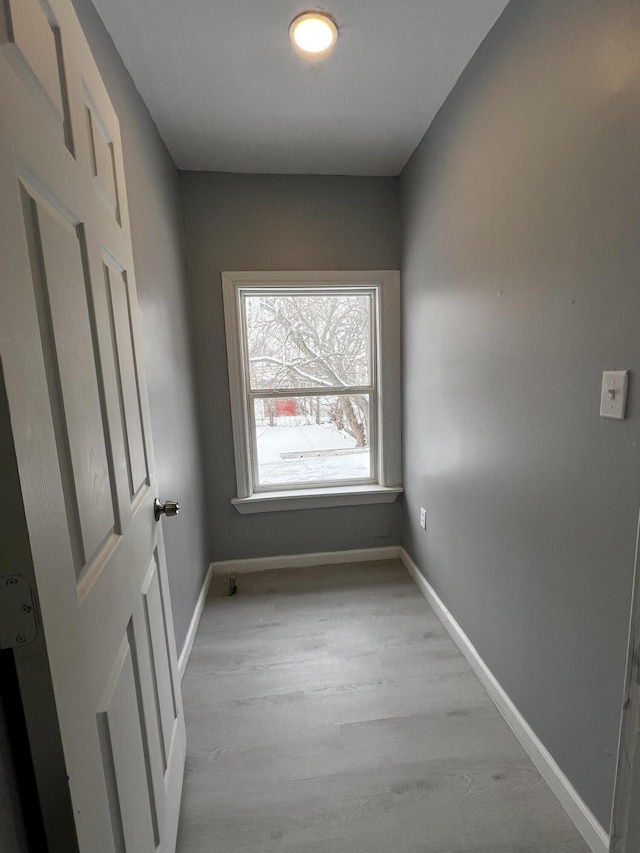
(600, 370), (629, 419)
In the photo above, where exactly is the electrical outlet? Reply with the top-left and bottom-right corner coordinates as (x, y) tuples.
(419, 507), (426, 529)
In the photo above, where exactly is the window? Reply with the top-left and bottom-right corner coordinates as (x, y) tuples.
(222, 271), (402, 513)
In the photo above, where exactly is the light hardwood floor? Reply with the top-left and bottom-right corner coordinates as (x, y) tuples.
(176, 559), (590, 853)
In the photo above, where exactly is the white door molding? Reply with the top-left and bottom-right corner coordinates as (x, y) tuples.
(610, 510), (640, 853)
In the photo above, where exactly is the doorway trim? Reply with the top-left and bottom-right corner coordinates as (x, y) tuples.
(610, 510), (640, 852)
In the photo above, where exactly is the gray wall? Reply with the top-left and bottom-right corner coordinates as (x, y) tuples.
(400, 0), (640, 829)
(72, 0), (209, 652)
(179, 172), (401, 561)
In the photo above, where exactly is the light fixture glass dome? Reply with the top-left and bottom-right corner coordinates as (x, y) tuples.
(289, 12), (338, 57)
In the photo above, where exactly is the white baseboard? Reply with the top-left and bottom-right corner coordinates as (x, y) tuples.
(178, 563), (214, 680)
(399, 547), (610, 853)
(211, 545), (402, 575)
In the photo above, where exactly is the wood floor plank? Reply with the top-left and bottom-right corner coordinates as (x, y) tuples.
(186, 650), (385, 704)
(176, 560), (590, 853)
(183, 725), (348, 793)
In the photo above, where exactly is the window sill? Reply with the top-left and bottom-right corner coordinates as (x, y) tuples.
(231, 485), (403, 514)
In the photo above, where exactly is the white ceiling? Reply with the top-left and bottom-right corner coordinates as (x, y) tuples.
(91, 0), (509, 175)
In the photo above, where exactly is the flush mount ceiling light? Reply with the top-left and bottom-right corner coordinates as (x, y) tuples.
(289, 11), (338, 57)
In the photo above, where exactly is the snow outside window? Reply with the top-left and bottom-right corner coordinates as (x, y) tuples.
(222, 272), (402, 513)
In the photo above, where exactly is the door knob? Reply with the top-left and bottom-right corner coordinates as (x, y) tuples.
(154, 498), (180, 522)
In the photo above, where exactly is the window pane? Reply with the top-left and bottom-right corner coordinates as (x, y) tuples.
(245, 293), (372, 390)
(254, 395), (371, 486)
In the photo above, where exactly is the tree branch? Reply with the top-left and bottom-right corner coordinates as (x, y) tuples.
(249, 356), (334, 388)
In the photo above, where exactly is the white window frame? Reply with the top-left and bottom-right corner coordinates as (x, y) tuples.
(222, 271), (402, 513)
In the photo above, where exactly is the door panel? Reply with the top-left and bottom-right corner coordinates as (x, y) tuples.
(20, 184), (117, 572)
(85, 91), (121, 223)
(104, 259), (149, 501)
(142, 557), (179, 770)
(97, 635), (158, 853)
(0, 0), (186, 850)
(0, 0), (72, 150)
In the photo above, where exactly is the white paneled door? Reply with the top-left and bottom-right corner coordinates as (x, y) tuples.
(0, 0), (186, 850)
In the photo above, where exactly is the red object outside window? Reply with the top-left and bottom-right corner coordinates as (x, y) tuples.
(276, 399), (296, 417)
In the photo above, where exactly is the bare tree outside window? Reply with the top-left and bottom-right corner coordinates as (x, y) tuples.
(244, 292), (374, 486)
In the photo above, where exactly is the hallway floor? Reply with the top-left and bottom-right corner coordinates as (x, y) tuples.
(176, 559), (590, 852)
